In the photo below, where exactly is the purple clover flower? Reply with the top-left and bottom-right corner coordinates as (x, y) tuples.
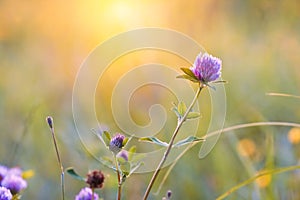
(190, 52), (222, 84)
(75, 187), (99, 200)
(109, 134), (125, 154)
(0, 186), (12, 200)
(1, 174), (27, 195)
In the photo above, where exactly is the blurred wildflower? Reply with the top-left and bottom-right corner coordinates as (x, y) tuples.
(75, 187), (99, 200)
(237, 138), (256, 158)
(288, 128), (300, 144)
(117, 150), (128, 162)
(0, 166), (8, 182)
(6, 167), (22, 177)
(190, 52), (222, 84)
(255, 170), (271, 188)
(109, 134), (126, 154)
(86, 170), (105, 189)
(21, 170), (34, 179)
(1, 174), (27, 195)
(0, 186), (12, 200)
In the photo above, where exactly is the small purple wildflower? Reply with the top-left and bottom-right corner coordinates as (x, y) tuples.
(75, 187), (99, 200)
(117, 150), (128, 162)
(109, 134), (125, 154)
(190, 52), (222, 84)
(0, 186), (12, 200)
(0, 166), (8, 182)
(1, 174), (27, 195)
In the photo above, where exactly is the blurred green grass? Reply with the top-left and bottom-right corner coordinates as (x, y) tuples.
(1, 0), (300, 199)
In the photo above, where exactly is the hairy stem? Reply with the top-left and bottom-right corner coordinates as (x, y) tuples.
(143, 85), (203, 200)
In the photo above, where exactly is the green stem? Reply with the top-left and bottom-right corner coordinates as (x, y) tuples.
(114, 155), (122, 200)
(143, 85), (203, 200)
(92, 188), (94, 200)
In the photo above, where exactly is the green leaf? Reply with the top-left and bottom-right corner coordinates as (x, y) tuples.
(177, 101), (187, 116)
(103, 131), (111, 140)
(103, 131), (111, 147)
(120, 162), (131, 174)
(101, 156), (114, 166)
(176, 74), (199, 82)
(211, 80), (228, 84)
(173, 136), (205, 147)
(187, 112), (201, 119)
(66, 167), (86, 182)
(122, 137), (129, 147)
(117, 156), (127, 164)
(180, 67), (197, 78)
(139, 137), (168, 147)
(128, 146), (136, 161)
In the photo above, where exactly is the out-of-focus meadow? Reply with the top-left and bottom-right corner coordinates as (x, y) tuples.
(1, 0), (300, 199)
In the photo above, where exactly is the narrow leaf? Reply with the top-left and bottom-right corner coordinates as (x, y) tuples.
(177, 101), (187, 116)
(211, 80), (228, 84)
(103, 131), (111, 147)
(176, 74), (199, 82)
(66, 167), (86, 182)
(122, 137), (129, 146)
(128, 146), (136, 154)
(180, 67), (197, 78)
(103, 131), (111, 141)
(128, 146), (136, 161)
(187, 112), (201, 119)
(120, 162), (131, 174)
(173, 136), (205, 147)
(139, 137), (168, 147)
(101, 156), (114, 166)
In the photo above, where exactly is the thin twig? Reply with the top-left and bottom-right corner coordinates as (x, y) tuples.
(143, 85), (203, 200)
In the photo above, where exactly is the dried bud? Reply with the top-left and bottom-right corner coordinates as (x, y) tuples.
(86, 170), (105, 189)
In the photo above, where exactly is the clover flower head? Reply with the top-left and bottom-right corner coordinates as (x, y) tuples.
(0, 186), (12, 200)
(1, 174), (27, 195)
(86, 170), (105, 189)
(190, 52), (222, 83)
(75, 187), (99, 200)
(109, 133), (125, 154)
